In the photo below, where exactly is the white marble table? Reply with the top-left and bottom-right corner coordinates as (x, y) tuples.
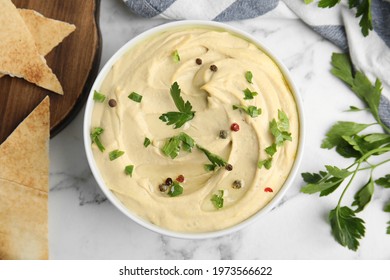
(48, 0), (390, 259)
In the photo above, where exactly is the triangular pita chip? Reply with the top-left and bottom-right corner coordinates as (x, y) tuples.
(0, 96), (49, 260)
(18, 9), (76, 56)
(0, 9), (76, 79)
(0, 0), (63, 94)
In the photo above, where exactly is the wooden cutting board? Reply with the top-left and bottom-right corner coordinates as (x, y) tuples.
(0, 0), (102, 143)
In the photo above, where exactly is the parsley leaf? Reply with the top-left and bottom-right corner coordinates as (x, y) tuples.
(257, 158), (273, 170)
(211, 190), (224, 209)
(128, 92), (143, 103)
(162, 132), (195, 159)
(243, 88), (258, 100)
(233, 104), (262, 118)
(172, 50), (180, 63)
(168, 181), (183, 197)
(143, 137), (151, 148)
(329, 206), (365, 251)
(331, 53), (389, 133)
(90, 127), (105, 152)
(258, 110), (292, 170)
(349, 0), (373, 36)
(321, 121), (371, 150)
(109, 149), (125, 161)
(159, 82), (195, 129)
(318, 0), (340, 8)
(375, 175), (390, 188)
(124, 165), (134, 177)
(196, 145), (227, 171)
(93, 90), (106, 103)
(352, 176), (374, 212)
(315, 1), (372, 37)
(245, 71), (253, 83)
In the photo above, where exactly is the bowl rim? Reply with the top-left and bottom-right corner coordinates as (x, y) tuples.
(83, 20), (305, 239)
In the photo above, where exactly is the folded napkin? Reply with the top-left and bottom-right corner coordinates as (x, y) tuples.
(123, 0), (390, 128)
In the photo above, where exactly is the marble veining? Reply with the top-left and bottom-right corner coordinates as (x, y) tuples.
(47, 0), (390, 259)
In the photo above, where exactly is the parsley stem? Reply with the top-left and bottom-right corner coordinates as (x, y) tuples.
(357, 158), (390, 172)
(338, 161), (362, 207)
(338, 146), (390, 207)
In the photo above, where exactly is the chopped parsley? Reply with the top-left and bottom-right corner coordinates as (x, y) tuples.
(159, 82), (195, 129)
(93, 90), (106, 103)
(144, 137), (151, 148)
(90, 127), (105, 152)
(196, 145), (227, 171)
(124, 165), (134, 177)
(162, 132), (195, 159)
(168, 181), (183, 197)
(245, 71), (253, 83)
(172, 50), (180, 63)
(243, 88), (258, 100)
(258, 110), (292, 170)
(128, 92), (143, 103)
(109, 149), (125, 161)
(233, 104), (262, 118)
(211, 190), (224, 209)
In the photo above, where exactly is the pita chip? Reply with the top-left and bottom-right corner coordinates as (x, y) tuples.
(0, 0), (63, 94)
(18, 9), (76, 56)
(0, 9), (76, 79)
(0, 96), (49, 260)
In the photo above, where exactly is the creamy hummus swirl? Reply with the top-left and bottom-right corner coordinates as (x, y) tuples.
(91, 27), (299, 233)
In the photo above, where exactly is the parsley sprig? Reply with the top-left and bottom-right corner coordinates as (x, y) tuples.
(196, 145), (228, 171)
(159, 82), (196, 129)
(91, 127), (105, 152)
(233, 104), (262, 118)
(161, 133), (227, 171)
(161, 132), (195, 159)
(305, 0), (373, 37)
(258, 110), (292, 170)
(301, 53), (390, 251)
(211, 190), (224, 209)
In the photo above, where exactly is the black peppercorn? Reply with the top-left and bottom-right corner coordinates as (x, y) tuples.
(196, 58), (202, 65)
(232, 180), (243, 189)
(165, 177), (173, 186)
(219, 130), (228, 139)
(210, 64), (218, 72)
(108, 99), (117, 107)
(225, 164), (233, 171)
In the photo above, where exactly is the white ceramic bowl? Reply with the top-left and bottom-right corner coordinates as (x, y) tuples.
(83, 20), (305, 239)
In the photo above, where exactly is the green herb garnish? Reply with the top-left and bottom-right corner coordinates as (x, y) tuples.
(245, 71), (253, 83)
(258, 110), (292, 169)
(243, 88), (258, 100)
(306, 0), (373, 37)
(211, 190), (224, 209)
(233, 104), (262, 118)
(90, 127), (105, 152)
(109, 149), (125, 161)
(93, 90), (106, 103)
(196, 145), (227, 171)
(144, 137), (151, 148)
(128, 92), (143, 103)
(168, 181), (183, 197)
(301, 52), (390, 251)
(161, 133), (226, 171)
(124, 165), (134, 177)
(159, 82), (195, 129)
(162, 132), (195, 159)
(172, 50), (180, 63)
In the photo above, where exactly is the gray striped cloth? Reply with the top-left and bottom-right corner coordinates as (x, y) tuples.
(123, 0), (390, 128)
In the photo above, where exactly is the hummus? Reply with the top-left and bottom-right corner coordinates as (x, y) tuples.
(91, 26), (299, 233)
